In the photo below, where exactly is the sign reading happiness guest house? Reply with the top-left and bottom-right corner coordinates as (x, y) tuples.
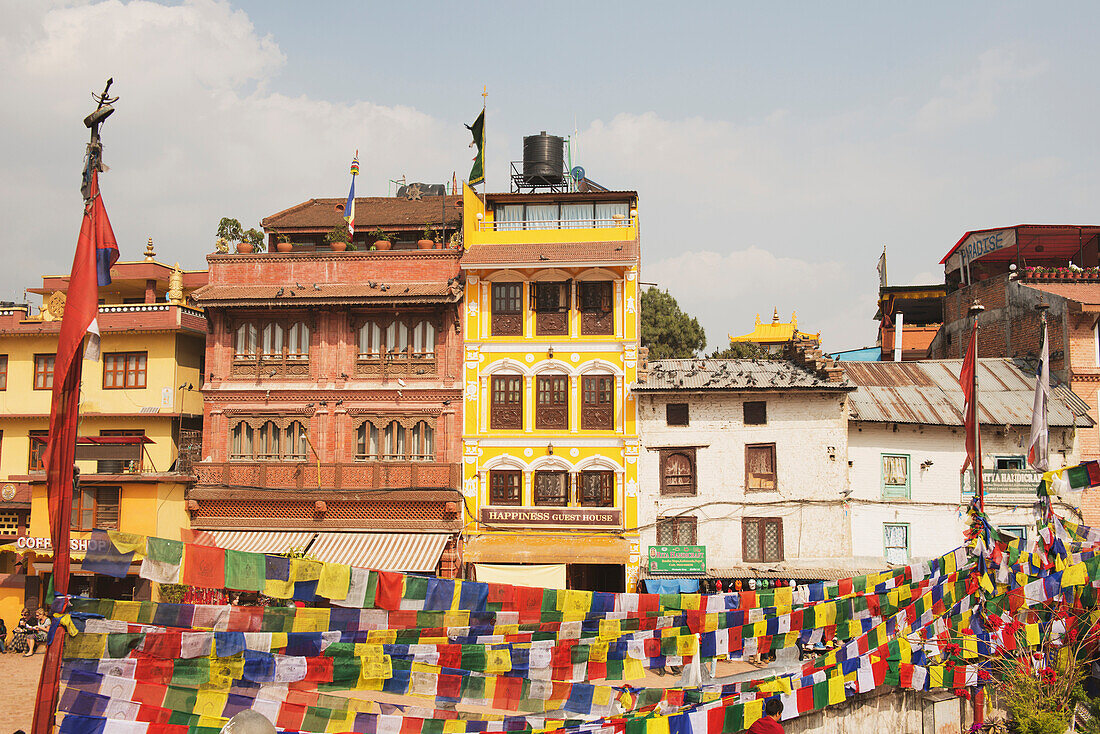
(479, 507), (621, 527)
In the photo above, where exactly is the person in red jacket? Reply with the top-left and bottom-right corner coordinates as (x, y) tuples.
(748, 698), (784, 733)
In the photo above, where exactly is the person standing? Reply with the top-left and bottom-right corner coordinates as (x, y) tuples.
(748, 698), (784, 733)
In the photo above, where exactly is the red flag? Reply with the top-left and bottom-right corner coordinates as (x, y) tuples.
(32, 170), (116, 734)
(959, 324), (983, 506)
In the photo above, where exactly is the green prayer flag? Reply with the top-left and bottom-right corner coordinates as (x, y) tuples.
(224, 550), (265, 592)
(147, 536), (184, 564)
(812, 680), (829, 710)
(404, 576), (428, 601)
(466, 109), (484, 185)
(723, 703), (743, 732)
(1068, 465), (1090, 488)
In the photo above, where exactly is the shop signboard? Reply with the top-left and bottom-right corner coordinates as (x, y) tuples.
(647, 545), (706, 574)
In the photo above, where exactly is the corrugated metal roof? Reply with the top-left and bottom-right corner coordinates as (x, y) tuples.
(842, 359), (1093, 427)
(633, 359), (851, 392)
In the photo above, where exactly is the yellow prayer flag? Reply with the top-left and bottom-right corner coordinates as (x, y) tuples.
(646, 715), (671, 734)
(443, 611), (470, 628)
(269, 633), (288, 650)
(676, 635), (698, 657)
(194, 690), (229, 718)
(326, 711), (356, 733)
(928, 665), (944, 688)
(292, 607), (330, 633)
(112, 601), (141, 623)
(704, 613), (719, 633)
(680, 594), (701, 611)
(443, 721), (466, 734)
(563, 589), (593, 616)
(593, 685), (612, 707)
(599, 618), (621, 641)
(828, 673), (845, 705)
(367, 629), (397, 644)
(289, 558), (323, 582)
(623, 657), (645, 680)
(774, 587), (793, 607)
(963, 635), (978, 659)
(818, 602), (837, 626)
(107, 531), (146, 555)
(743, 700), (763, 728)
(317, 562), (351, 600)
(263, 577), (294, 599)
(1026, 624), (1040, 646)
(485, 648), (512, 674)
(753, 621), (768, 638)
(589, 640), (609, 663)
(1063, 562), (1087, 587)
(63, 633), (106, 660)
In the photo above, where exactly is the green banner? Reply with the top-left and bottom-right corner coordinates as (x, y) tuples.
(647, 545), (706, 574)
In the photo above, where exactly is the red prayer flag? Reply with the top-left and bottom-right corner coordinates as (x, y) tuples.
(181, 543), (225, 589)
(373, 570), (404, 610)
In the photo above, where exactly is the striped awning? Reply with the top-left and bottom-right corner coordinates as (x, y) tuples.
(308, 533), (451, 572)
(207, 531), (316, 555)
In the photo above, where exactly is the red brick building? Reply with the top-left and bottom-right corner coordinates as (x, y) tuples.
(931, 225), (1100, 521)
(189, 195), (466, 577)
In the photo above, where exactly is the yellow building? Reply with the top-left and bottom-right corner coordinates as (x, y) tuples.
(729, 309), (820, 355)
(460, 185), (642, 592)
(0, 243), (206, 618)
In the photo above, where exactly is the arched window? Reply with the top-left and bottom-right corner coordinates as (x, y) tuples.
(256, 421), (281, 460)
(409, 421), (434, 461)
(230, 423), (254, 460)
(356, 422), (380, 460)
(287, 323), (309, 359)
(261, 323), (284, 357)
(284, 421), (308, 460)
(387, 321), (409, 359)
(412, 321), (435, 359)
(660, 450), (696, 496)
(358, 321), (383, 358)
(383, 421), (405, 460)
(235, 324), (257, 358)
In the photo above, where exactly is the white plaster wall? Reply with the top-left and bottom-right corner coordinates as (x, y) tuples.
(847, 421), (1078, 566)
(636, 390), (851, 569)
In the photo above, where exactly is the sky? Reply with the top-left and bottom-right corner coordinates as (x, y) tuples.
(1, 1), (1099, 352)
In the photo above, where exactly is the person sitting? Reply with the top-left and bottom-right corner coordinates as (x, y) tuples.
(10, 610), (32, 654)
(748, 698), (785, 733)
(25, 608), (50, 657)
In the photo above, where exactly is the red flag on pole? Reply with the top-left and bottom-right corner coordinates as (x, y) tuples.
(31, 169), (117, 734)
(959, 324), (983, 506)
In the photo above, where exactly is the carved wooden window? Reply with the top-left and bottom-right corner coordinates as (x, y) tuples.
(533, 471), (568, 506)
(491, 282), (523, 336)
(287, 323), (310, 359)
(284, 421), (308, 460)
(261, 323), (283, 357)
(230, 423), (254, 460)
(383, 421), (406, 460)
(103, 352), (147, 389)
(745, 443), (777, 490)
(33, 354), (55, 390)
(491, 375), (523, 430)
(659, 448), (696, 496)
(489, 470), (521, 506)
(355, 422), (380, 460)
(255, 421), (281, 460)
(358, 321), (383, 358)
(412, 321), (436, 359)
(409, 421), (435, 461)
(579, 281), (613, 335)
(580, 471), (614, 507)
(386, 322), (410, 360)
(533, 282), (569, 336)
(581, 375), (614, 430)
(536, 375), (568, 429)
(235, 324), (258, 358)
(743, 517), (783, 562)
(657, 516), (697, 545)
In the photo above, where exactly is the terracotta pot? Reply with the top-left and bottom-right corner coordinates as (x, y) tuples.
(236, 241), (254, 254)
(330, 241), (347, 252)
(418, 239), (434, 250)
(276, 241), (293, 253)
(375, 240), (392, 251)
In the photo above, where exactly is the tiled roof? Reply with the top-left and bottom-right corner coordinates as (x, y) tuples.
(190, 281), (461, 306)
(1021, 282), (1100, 307)
(262, 196), (461, 231)
(842, 358), (1093, 427)
(461, 240), (639, 267)
(633, 359), (852, 391)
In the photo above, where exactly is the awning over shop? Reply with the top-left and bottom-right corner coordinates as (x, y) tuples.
(474, 563), (566, 590)
(463, 534), (630, 565)
(204, 531), (316, 555)
(308, 533), (450, 573)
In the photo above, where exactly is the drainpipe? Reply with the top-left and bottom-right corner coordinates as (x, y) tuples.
(894, 312), (904, 362)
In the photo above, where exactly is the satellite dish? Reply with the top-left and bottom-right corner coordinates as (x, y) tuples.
(570, 166), (585, 181)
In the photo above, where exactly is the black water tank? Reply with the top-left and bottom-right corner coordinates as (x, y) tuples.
(523, 132), (564, 185)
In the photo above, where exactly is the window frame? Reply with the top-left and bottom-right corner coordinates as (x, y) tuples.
(880, 453), (911, 499)
(665, 403), (689, 426)
(72, 485), (120, 532)
(99, 429), (145, 472)
(102, 352), (148, 390)
(656, 515), (698, 545)
(658, 448), (696, 496)
(490, 374), (524, 430)
(533, 470), (569, 506)
(579, 470), (615, 507)
(355, 421), (380, 461)
(743, 400), (767, 426)
(743, 517), (784, 563)
(535, 374), (569, 430)
(578, 281), (614, 336)
(883, 522), (909, 565)
(532, 281), (570, 336)
(995, 455), (1025, 471)
(489, 470), (522, 506)
(745, 443), (777, 491)
(33, 354), (55, 390)
(490, 282), (523, 337)
(29, 430), (49, 471)
(0, 354), (7, 390)
(581, 375), (614, 430)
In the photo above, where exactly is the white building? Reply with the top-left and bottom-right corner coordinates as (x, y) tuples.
(633, 352), (855, 591)
(844, 359), (1092, 567)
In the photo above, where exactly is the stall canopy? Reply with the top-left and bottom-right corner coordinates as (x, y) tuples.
(307, 533), (450, 573)
(474, 563), (566, 589)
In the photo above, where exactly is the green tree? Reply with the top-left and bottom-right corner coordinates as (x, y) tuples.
(640, 287), (706, 359)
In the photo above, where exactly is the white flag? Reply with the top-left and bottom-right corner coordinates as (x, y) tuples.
(1028, 320), (1050, 470)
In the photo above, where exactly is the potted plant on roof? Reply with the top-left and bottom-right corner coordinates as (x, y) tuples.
(271, 229), (293, 253)
(217, 217), (246, 253)
(372, 227), (392, 251)
(325, 225), (350, 252)
(242, 228), (264, 254)
(419, 223), (435, 250)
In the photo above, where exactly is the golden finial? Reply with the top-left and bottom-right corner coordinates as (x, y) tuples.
(167, 263), (183, 304)
(144, 237), (156, 261)
(772, 307), (779, 324)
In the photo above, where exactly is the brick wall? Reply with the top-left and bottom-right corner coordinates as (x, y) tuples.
(205, 250), (461, 286)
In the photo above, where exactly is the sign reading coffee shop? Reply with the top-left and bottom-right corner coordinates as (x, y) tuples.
(479, 507), (621, 528)
(648, 545), (706, 574)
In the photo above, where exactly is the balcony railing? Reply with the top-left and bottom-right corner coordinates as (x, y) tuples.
(478, 217), (635, 232)
(194, 461), (461, 491)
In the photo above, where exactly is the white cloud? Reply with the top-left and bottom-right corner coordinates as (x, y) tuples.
(915, 48), (1047, 132)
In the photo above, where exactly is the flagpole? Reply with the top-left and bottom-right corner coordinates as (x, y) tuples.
(969, 299), (986, 511)
(481, 86), (487, 197)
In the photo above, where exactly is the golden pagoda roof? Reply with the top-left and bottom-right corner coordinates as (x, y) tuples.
(729, 308), (820, 345)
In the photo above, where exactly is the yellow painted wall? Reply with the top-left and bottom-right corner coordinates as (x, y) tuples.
(463, 185), (638, 246)
(28, 480), (189, 540)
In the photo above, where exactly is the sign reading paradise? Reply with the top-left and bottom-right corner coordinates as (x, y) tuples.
(647, 545), (706, 574)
